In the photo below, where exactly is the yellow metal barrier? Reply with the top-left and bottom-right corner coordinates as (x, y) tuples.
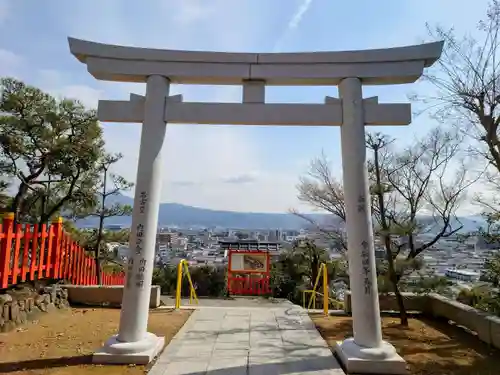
(175, 259), (199, 309)
(302, 262), (330, 316)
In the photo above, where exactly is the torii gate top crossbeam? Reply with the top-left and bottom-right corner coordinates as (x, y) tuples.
(68, 37), (443, 85)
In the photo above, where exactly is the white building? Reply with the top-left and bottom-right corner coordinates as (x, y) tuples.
(445, 268), (481, 282)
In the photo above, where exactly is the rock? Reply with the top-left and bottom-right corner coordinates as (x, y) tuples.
(55, 298), (69, 309)
(26, 298), (33, 312)
(18, 310), (27, 324)
(2, 304), (9, 320)
(18, 300), (25, 311)
(61, 288), (68, 299)
(10, 303), (19, 321)
(1, 321), (16, 333)
(0, 294), (13, 305)
(34, 295), (45, 308)
(42, 286), (57, 303)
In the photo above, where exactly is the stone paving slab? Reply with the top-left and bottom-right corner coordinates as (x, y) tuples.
(149, 306), (345, 375)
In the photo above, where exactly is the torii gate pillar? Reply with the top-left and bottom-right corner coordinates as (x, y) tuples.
(336, 77), (406, 374)
(93, 75), (170, 364)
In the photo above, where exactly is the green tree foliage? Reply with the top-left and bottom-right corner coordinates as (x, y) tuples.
(0, 77), (104, 223)
(457, 285), (500, 316)
(0, 180), (10, 212)
(152, 265), (227, 298)
(483, 252), (500, 287)
(270, 240), (348, 306)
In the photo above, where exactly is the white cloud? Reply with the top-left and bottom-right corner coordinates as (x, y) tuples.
(273, 0), (314, 52)
(221, 172), (260, 184)
(35, 69), (103, 108)
(288, 0), (314, 30)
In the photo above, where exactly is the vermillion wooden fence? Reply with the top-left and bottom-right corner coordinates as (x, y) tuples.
(0, 213), (125, 289)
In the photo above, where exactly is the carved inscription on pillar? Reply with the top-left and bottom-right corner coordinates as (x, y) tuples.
(139, 191), (148, 214)
(126, 191), (149, 290)
(357, 194), (366, 213)
(135, 224), (144, 255)
(135, 223), (145, 289)
(360, 240), (372, 295)
(126, 258), (134, 288)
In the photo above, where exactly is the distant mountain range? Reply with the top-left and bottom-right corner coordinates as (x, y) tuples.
(74, 193), (487, 231)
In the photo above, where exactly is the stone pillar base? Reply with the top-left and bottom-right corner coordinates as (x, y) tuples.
(92, 332), (165, 365)
(334, 338), (407, 374)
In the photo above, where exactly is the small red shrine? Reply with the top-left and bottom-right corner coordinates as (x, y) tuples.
(221, 240), (279, 295)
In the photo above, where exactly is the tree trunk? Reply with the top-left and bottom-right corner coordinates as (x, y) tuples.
(10, 182), (29, 223)
(94, 168), (108, 285)
(95, 216), (104, 285)
(384, 234), (408, 326)
(373, 144), (408, 326)
(392, 280), (408, 326)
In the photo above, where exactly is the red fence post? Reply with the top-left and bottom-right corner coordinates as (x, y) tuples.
(76, 248), (83, 285)
(45, 224), (53, 278)
(69, 242), (76, 284)
(38, 224), (47, 278)
(81, 250), (87, 285)
(87, 256), (90, 285)
(91, 260), (96, 285)
(0, 213), (14, 289)
(83, 255), (88, 285)
(76, 247), (82, 284)
(11, 223), (22, 285)
(58, 233), (66, 279)
(50, 217), (63, 279)
(21, 224), (31, 282)
(29, 224), (39, 280)
(61, 234), (69, 280)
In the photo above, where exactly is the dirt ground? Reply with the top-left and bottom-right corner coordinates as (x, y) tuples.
(0, 308), (192, 375)
(311, 314), (500, 375)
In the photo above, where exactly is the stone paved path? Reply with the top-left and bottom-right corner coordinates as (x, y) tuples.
(149, 306), (345, 375)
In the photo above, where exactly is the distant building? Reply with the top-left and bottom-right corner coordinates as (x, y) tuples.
(105, 224), (127, 232)
(157, 232), (179, 247)
(445, 268), (480, 283)
(219, 240), (281, 260)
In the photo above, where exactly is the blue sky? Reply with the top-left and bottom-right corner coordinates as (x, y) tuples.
(0, 0), (490, 213)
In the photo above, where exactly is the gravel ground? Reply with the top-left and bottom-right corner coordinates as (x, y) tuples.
(0, 308), (191, 375)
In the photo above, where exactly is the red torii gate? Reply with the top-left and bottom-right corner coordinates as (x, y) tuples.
(221, 240), (278, 295)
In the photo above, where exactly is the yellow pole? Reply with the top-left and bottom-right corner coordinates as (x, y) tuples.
(323, 262), (329, 316)
(184, 262), (199, 304)
(308, 263), (324, 310)
(175, 260), (184, 309)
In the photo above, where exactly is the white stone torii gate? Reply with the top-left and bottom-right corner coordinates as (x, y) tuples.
(68, 37), (443, 374)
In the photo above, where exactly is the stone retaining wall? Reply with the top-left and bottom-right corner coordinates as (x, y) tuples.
(343, 291), (500, 349)
(62, 285), (161, 308)
(0, 284), (69, 332)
